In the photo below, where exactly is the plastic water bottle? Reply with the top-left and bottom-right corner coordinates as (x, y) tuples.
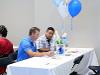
(61, 33), (69, 47)
(56, 39), (65, 55)
(54, 30), (65, 55)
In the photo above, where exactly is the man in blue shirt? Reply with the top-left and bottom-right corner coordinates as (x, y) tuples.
(17, 27), (54, 61)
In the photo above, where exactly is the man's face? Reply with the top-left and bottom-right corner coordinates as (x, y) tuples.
(31, 31), (40, 41)
(45, 30), (54, 40)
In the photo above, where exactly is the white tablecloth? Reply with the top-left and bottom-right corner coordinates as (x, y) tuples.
(7, 48), (98, 75)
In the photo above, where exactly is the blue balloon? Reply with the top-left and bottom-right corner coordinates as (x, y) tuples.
(68, 0), (82, 17)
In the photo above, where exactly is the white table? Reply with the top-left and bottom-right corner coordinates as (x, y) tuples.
(7, 48), (98, 75)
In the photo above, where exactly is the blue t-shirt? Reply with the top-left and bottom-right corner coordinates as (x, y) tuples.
(17, 36), (37, 61)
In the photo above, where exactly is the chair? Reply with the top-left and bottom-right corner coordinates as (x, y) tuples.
(0, 50), (18, 75)
(88, 66), (100, 75)
(70, 55), (84, 75)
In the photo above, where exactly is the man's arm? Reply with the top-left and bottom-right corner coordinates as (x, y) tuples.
(38, 48), (50, 52)
(26, 50), (54, 57)
(23, 40), (53, 57)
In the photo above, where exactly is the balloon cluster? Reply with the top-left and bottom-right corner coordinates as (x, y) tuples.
(53, 0), (82, 18)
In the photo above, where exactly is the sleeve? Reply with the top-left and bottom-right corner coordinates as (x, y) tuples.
(21, 40), (32, 52)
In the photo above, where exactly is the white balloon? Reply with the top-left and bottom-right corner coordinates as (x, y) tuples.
(64, 0), (71, 4)
(57, 1), (68, 18)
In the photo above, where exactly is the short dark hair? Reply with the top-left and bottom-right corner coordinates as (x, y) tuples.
(29, 27), (40, 35)
(46, 27), (55, 32)
(0, 25), (8, 37)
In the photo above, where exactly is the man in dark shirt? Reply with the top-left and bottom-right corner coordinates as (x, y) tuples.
(0, 25), (14, 74)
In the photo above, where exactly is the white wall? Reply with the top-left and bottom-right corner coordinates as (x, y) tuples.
(0, 0), (35, 45)
(0, 0), (100, 64)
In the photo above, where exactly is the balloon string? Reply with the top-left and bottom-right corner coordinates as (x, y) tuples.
(71, 17), (73, 31)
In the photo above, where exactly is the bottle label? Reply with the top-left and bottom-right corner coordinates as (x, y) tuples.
(56, 44), (65, 55)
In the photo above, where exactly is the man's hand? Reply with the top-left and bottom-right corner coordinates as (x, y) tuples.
(46, 51), (54, 57)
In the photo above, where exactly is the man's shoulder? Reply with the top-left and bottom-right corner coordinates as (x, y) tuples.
(0, 37), (7, 41)
(21, 36), (30, 41)
(20, 36), (31, 44)
(38, 35), (46, 40)
(0, 37), (5, 42)
(36, 35), (46, 44)
(0, 37), (12, 44)
(40, 35), (45, 38)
